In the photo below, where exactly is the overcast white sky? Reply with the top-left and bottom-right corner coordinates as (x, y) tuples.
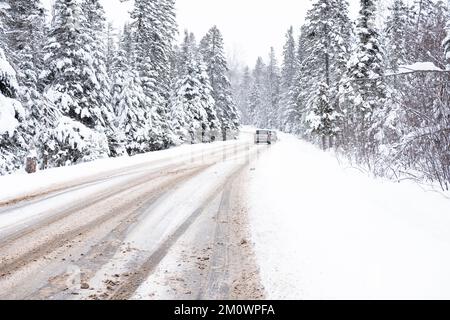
(43, 0), (361, 66)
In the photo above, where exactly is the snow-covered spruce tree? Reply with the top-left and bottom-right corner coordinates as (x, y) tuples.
(120, 22), (134, 58)
(6, 0), (46, 81)
(130, 0), (177, 150)
(248, 57), (267, 128)
(234, 66), (252, 125)
(169, 30), (195, 143)
(110, 26), (151, 156)
(279, 26), (297, 132)
(41, 0), (111, 167)
(82, 0), (125, 157)
(266, 47), (281, 129)
(384, 0), (413, 71)
(0, 61), (28, 175)
(199, 65), (221, 142)
(295, 0), (352, 147)
(281, 27), (297, 95)
(177, 31), (198, 74)
(170, 31), (219, 144)
(105, 22), (117, 77)
(286, 27), (309, 135)
(228, 51), (246, 124)
(248, 86), (263, 128)
(170, 61), (215, 144)
(4, 0), (62, 170)
(343, 0), (385, 166)
(159, 0), (178, 91)
(0, 46), (27, 174)
(200, 26), (240, 140)
(307, 82), (337, 149)
(154, 0), (178, 147)
(0, 1), (27, 174)
(242, 48), (280, 130)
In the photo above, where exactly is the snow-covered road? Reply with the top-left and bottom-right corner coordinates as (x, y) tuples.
(0, 130), (265, 300)
(2, 129), (450, 300)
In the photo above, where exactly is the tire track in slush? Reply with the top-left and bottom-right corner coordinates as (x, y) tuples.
(107, 166), (247, 300)
(197, 177), (233, 300)
(0, 142), (249, 210)
(106, 145), (266, 300)
(0, 141), (262, 299)
(0, 142), (252, 242)
(0, 165), (210, 279)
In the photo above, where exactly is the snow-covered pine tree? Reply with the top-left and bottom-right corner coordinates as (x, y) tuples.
(170, 30), (196, 143)
(130, 0), (177, 150)
(153, 0), (178, 147)
(248, 85), (263, 128)
(279, 26), (297, 132)
(169, 30), (194, 144)
(5, 0), (60, 169)
(105, 22), (117, 77)
(6, 0), (46, 83)
(227, 50), (245, 121)
(281, 27), (297, 94)
(82, 0), (125, 157)
(200, 26), (240, 140)
(286, 27), (309, 135)
(42, 0), (110, 167)
(0, 49), (28, 174)
(178, 31), (197, 74)
(266, 47), (281, 129)
(0, 5), (27, 174)
(121, 22), (134, 58)
(384, 0), (413, 71)
(307, 82), (337, 149)
(170, 62), (214, 144)
(344, 0), (385, 164)
(110, 29), (149, 156)
(235, 66), (252, 125)
(198, 62), (221, 142)
(159, 0), (178, 95)
(248, 57), (267, 128)
(295, 0), (352, 146)
(170, 31), (219, 144)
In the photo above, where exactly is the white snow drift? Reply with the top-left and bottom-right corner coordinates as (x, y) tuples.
(248, 132), (450, 300)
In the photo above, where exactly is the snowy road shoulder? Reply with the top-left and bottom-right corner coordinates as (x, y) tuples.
(248, 133), (450, 300)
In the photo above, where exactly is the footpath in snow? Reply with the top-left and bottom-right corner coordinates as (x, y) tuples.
(248, 132), (450, 300)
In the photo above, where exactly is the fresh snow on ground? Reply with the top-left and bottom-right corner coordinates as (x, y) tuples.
(248, 132), (450, 300)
